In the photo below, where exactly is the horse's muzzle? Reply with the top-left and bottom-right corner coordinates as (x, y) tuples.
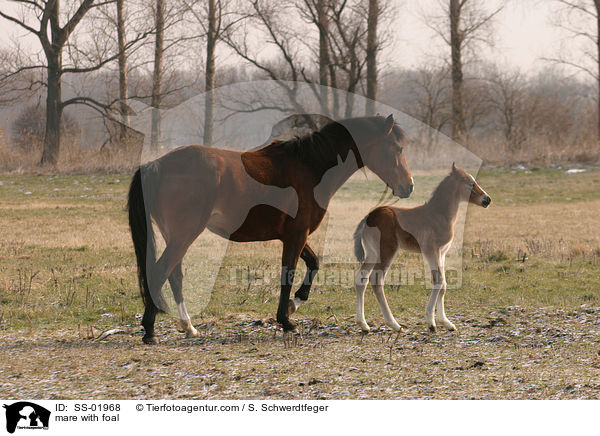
(481, 195), (491, 208)
(394, 183), (413, 199)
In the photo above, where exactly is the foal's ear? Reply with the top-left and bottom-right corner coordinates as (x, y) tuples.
(384, 114), (394, 136)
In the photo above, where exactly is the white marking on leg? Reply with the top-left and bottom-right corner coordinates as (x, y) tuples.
(435, 255), (456, 330)
(355, 266), (371, 331)
(370, 271), (403, 332)
(436, 288), (456, 330)
(177, 302), (199, 338)
(424, 252), (442, 331)
(291, 297), (303, 313)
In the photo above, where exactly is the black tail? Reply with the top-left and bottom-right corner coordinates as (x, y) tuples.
(353, 216), (368, 262)
(127, 168), (166, 313)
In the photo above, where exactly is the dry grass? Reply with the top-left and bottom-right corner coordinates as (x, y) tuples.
(0, 167), (599, 399)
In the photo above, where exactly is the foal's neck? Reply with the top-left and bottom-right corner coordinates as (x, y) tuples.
(426, 177), (462, 224)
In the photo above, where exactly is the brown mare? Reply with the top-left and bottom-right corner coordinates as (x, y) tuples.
(353, 163), (491, 333)
(128, 115), (414, 344)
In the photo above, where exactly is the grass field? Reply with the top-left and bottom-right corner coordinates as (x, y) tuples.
(0, 167), (599, 399)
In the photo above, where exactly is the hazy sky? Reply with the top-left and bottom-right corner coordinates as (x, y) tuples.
(0, 0), (581, 76)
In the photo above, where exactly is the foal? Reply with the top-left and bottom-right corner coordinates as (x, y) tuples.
(353, 163), (491, 332)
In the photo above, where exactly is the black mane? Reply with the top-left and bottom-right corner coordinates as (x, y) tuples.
(259, 117), (387, 174)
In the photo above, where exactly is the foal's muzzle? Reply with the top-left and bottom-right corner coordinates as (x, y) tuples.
(481, 195), (491, 208)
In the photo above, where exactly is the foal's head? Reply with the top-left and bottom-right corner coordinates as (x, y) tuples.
(358, 115), (414, 198)
(451, 163), (491, 208)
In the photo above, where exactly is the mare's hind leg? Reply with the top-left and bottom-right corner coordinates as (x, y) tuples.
(168, 262), (200, 338)
(143, 222), (210, 344)
(288, 244), (319, 315)
(435, 252), (456, 331)
(142, 241), (194, 344)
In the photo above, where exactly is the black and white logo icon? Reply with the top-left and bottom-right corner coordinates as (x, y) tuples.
(3, 402), (50, 434)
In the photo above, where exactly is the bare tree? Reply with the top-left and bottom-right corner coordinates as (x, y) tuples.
(150, 0), (165, 150)
(183, 0), (241, 145)
(548, 0), (600, 138)
(365, 0), (378, 115)
(424, 0), (502, 143)
(0, 0), (149, 165)
(406, 66), (451, 145)
(220, 0), (316, 121)
(487, 69), (527, 148)
(116, 0), (129, 142)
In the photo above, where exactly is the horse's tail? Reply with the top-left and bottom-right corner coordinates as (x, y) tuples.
(353, 216), (368, 262)
(127, 167), (167, 314)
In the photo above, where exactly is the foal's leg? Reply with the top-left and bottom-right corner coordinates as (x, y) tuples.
(288, 244), (319, 315)
(435, 253), (456, 331)
(423, 251), (443, 332)
(168, 262), (200, 338)
(277, 234), (308, 332)
(370, 261), (403, 332)
(355, 262), (374, 332)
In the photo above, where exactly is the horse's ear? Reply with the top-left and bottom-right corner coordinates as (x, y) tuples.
(384, 114), (394, 136)
(452, 162), (457, 172)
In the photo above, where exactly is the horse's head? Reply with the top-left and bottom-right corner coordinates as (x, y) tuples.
(361, 115), (414, 198)
(451, 163), (491, 208)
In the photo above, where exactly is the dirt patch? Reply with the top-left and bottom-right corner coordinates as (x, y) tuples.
(1, 307), (599, 400)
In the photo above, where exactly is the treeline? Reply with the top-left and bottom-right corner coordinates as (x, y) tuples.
(1, 0), (599, 169)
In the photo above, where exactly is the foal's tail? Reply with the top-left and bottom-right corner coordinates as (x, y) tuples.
(127, 167), (166, 314)
(353, 216), (368, 263)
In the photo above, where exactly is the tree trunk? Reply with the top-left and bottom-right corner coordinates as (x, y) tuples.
(41, 52), (62, 165)
(204, 0), (216, 146)
(365, 0), (378, 115)
(150, 0), (165, 150)
(117, 0), (129, 143)
(450, 0), (465, 143)
(328, 62), (340, 118)
(596, 0), (600, 140)
(317, 0), (330, 115)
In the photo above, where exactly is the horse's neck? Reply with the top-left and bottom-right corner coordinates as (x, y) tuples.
(427, 180), (461, 224)
(312, 146), (362, 208)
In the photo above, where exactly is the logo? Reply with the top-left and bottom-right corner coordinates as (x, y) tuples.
(2, 402), (50, 434)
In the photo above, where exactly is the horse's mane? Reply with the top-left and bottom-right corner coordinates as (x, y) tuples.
(258, 116), (399, 174)
(258, 120), (357, 174)
(427, 173), (455, 204)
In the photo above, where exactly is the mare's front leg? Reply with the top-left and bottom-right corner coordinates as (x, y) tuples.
(288, 244), (319, 315)
(277, 233), (308, 332)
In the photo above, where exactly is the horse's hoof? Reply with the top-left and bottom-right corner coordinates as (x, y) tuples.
(428, 325), (437, 333)
(437, 320), (457, 331)
(288, 299), (297, 316)
(391, 325), (405, 333)
(281, 319), (298, 333)
(142, 335), (159, 345)
(185, 328), (201, 338)
(288, 298), (304, 316)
